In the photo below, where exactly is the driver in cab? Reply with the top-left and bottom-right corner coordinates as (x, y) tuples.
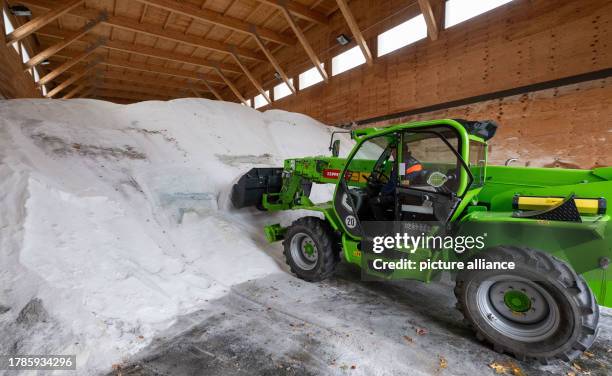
(370, 144), (424, 220)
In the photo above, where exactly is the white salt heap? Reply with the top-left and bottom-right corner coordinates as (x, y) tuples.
(0, 98), (349, 374)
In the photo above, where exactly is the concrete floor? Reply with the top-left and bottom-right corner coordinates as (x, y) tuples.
(112, 264), (612, 376)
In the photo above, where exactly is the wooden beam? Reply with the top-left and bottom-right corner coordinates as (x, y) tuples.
(417, 0), (444, 41)
(94, 79), (191, 98)
(137, 0), (295, 46)
(25, 12), (106, 70)
(46, 62), (98, 98)
(98, 56), (224, 84)
(251, 28), (295, 94)
(19, 0), (266, 61)
(279, 3), (328, 82)
(78, 86), (95, 99)
(336, 0), (372, 66)
(6, 0), (84, 45)
(230, 51), (271, 104)
(38, 40), (103, 86)
(62, 81), (88, 99)
(190, 87), (202, 98)
(257, 0), (327, 25)
(103, 39), (241, 74)
(200, 77), (224, 101)
(91, 88), (169, 101)
(214, 67), (246, 104)
(100, 70), (215, 93)
(36, 26), (242, 74)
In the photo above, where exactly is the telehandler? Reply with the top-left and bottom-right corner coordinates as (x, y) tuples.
(232, 119), (611, 362)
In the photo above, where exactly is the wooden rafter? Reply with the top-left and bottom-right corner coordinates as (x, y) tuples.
(230, 50), (271, 104)
(91, 88), (170, 101)
(257, 0), (327, 25)
(38, 40), (104, 86)
(190, 87), (202, 98)
(279, 3), (328, 82)
(94, 79), (191, 98)
(200, 77), (224, 101)
(251, 28), (295, 94)
(137, 0), (295, 46)
(336, 0), (372, 66)
(6, 0), (84, 45)
(100, 70), (215, 93)
(62, 82), (88, 99)
(214, 67), (246, 104)
(46, 62), (98, 98)
(417, 0), (444, 41)
(19, 0), (266, 61)
(25, 12), (106, 70)
(98, 56), (225, 84)
(36, 27), (242, 74)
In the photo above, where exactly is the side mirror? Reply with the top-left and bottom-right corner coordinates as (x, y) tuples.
(331, 139), (341, 157)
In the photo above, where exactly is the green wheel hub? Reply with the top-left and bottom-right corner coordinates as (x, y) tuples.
(303, 242), (315, 256)
(503, 290), (532, 312)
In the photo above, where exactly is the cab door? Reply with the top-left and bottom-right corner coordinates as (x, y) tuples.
(395, 125), (473, 223)
(334, 132), (397, 238)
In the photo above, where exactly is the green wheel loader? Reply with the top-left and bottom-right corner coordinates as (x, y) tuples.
(231, 119), (611, 362)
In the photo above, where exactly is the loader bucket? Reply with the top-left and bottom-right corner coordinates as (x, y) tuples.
(231, 167), (283, 209)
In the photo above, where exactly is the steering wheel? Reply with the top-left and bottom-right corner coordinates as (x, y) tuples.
(366, 164), (389, 188)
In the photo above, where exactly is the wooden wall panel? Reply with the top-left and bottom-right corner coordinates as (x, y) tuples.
(237, 0), (610, 128)
(364, 78), (612, 169)
(0, 41), (42, 99)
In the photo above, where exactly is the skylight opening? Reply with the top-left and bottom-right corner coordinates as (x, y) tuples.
(445, 0), (514, 28)
(377, 14), (427, 57)
(299, 65), (325, 90)
(331, 46), (365, 76)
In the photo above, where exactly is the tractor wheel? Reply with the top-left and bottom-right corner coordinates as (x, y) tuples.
(283, 217), (339, 282)
(454, 246), (599, 363)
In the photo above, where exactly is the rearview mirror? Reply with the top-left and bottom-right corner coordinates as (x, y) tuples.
(331, 139), (340, 157)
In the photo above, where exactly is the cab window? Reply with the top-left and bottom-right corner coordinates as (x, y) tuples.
(399, 128), (461, 193)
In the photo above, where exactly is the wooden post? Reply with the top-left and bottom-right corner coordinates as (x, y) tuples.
(336, 0), (373, 66)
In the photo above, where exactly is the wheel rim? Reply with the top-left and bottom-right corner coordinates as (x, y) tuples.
(290, 232), (318, 271)
(476, 275), (561, 343)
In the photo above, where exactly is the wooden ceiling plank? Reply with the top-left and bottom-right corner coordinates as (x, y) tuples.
(37, 26), (243, 74)
(214, 67), (246, 104)
(230, 50), (271, 103)
(100, 58), (220, 83)
(96, 79), (190, 97)
(47, 62), (98, 98)
(138, 0), (295, 46)
(251, 29), (295, 94)
(6, 0), (84, 45)
(257, 0), (327, 25)
(100, 70), (213, 92)
(78, 86), (95, 98)
(190, 87), (202, 98)
(417, 0), (444, 41)
(336, 0), (372, 66)
(62, 81), (88, 99)
(38, 41), (104, 86)
(92, 88), (170, 101)
(19, 0), (266, 61)
(279, 3), (327, 82)
(25, 12), (106, 70)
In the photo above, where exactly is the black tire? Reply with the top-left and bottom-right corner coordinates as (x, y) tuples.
(282, 217), (339, 282)
(454, 246), (599, 363)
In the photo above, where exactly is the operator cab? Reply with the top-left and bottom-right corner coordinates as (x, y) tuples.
(334, 122), (476, 237)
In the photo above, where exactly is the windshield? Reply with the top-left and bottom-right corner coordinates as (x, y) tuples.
(469, 140), (486, 187)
